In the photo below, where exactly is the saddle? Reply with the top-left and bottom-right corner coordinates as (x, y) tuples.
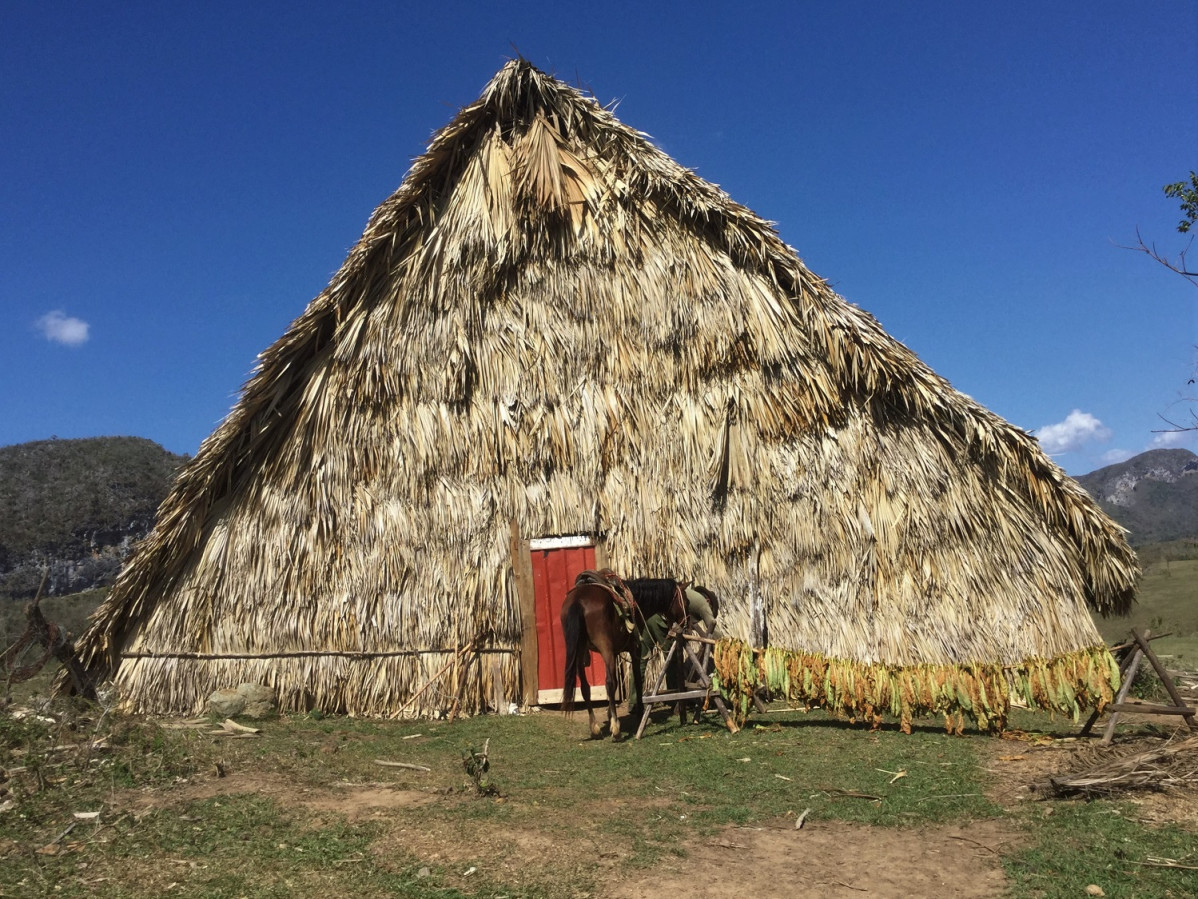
(574, 569), (638, 632)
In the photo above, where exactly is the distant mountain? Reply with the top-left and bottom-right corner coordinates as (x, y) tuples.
(1074, 448), (1198, 546)
(0, 437), (186, 600)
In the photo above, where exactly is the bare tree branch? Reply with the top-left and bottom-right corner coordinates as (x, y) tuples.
(1155, 411), (1198, 434)
(1120, 228), (1198, 287)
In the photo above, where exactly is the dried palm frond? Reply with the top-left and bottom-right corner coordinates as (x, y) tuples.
(1035, 734), (1198, 796)
(68, 60), (1137, 719)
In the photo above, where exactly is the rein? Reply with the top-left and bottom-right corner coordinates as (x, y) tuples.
(671, 583), (689, 628)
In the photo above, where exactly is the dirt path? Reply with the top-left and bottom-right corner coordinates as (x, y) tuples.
(613, 818), (1015, 899)
(122, 769), (1020, 897)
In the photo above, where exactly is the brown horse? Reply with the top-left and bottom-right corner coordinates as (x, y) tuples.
(561, 573), (688, 740)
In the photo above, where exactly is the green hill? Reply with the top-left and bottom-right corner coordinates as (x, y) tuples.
(0, 436), (185, 600)
(1073, 448), (1198, 546)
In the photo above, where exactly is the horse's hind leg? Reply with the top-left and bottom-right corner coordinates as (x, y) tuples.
(578, 665), (602, 739)
(603, 650), (622, 740)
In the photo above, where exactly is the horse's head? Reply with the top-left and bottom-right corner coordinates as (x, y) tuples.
(624, 578), (685, 625)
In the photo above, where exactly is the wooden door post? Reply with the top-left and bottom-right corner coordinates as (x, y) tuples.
(509, 519), (538, 707)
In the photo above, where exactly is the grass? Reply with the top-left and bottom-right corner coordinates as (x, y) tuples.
(8, 791), (501, 899)
(1, 694), (1195, 898)
(1094, 557), (1198, 645)
(1005, 542), (1198, 897)
(1144, 636), (1198, 677)
(1092, 554), (1198, 687)
(1004, 802), (1198, 899)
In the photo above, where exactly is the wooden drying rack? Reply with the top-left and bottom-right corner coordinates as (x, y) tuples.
(634, 623), (764, 739)
(1080, 628), (1197, 744)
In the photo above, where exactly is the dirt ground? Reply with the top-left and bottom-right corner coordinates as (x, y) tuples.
(115, 728), (1197, 899)
(612, 817), (1017, 898)
(125, 769), (1017, 898)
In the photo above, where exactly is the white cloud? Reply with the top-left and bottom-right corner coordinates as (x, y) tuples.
(1100, 448), (1134, 465)
(1149, 430), (1189, 449)
(1036, 410), (1112, 455)
(35, 310), (90, 346)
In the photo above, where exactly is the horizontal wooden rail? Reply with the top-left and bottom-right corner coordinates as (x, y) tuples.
(122, 648), (511, 660)
(1106, 702), (1195, 716)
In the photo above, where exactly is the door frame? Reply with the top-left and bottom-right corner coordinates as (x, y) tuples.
(510, 521), (610, 706)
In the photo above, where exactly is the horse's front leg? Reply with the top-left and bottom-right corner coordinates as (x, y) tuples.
(674, 647), (689, 725)
(627, 641), (645, 723)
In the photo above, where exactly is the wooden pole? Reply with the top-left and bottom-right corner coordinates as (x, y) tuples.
(1092, 628), (1198, 744)
(448, 641), (478, 723)
(1100, 642), (1145, 745)
(509, 519), (539, 707)
(1081, 635), (1144, 738)
(1131, 629), (1198, 731)
(1105, 702), (1196, 715)
(396, 641), (475, 715)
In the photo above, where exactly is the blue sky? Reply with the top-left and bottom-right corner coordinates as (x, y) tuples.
(3, 2), (1196, 475)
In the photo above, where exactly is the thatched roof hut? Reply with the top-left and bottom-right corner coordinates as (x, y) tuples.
(75, 60), (1137, 725)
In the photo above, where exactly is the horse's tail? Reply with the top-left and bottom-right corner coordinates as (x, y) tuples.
(561, 593), (585, 712)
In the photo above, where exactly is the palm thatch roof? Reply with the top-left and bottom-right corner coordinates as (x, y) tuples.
(73, 60), (1137, 724)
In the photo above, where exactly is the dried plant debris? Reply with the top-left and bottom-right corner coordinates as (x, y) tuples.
(1033, 734), (1198, 797)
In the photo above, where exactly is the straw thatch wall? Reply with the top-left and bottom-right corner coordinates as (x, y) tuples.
(73, 60), (1137, 723)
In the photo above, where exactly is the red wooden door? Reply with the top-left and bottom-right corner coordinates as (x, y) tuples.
(530, 541), (607, 702)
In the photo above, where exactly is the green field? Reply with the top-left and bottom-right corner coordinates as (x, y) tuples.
(0, 588), (106, 652)
(1095, 555), (1198, 672)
